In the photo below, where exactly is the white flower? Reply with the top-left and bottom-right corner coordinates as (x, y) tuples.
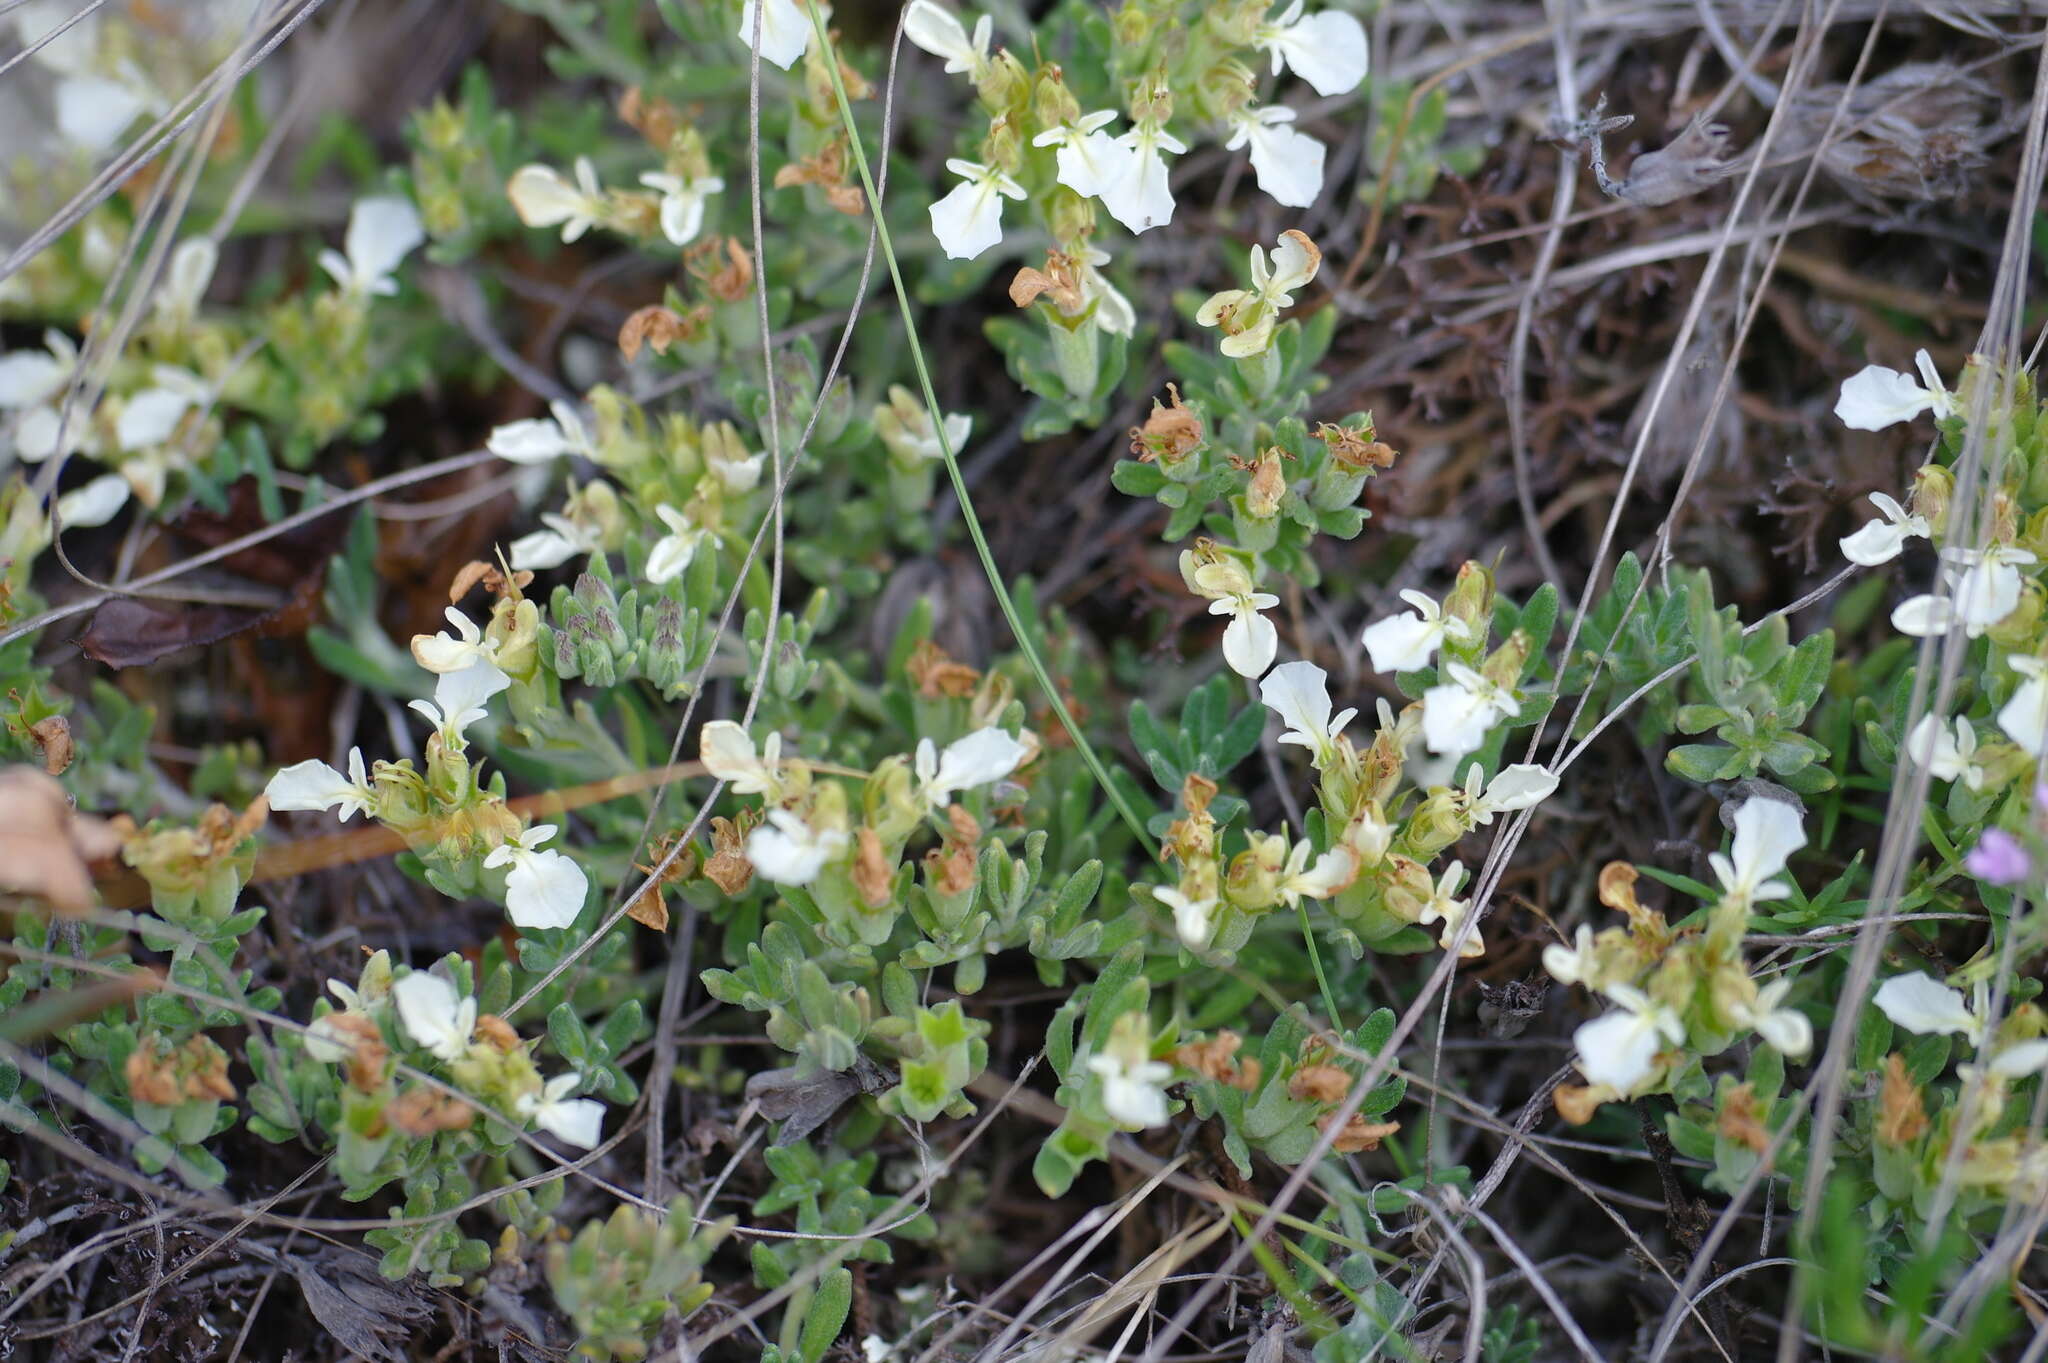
(640, 171), (724, 247)
(738, 0), (812, 70)
(55, 474), (131, 529)
(116, 366), (208, 451)
(1990, 1039), (2048, 1079)
(1839, 492), (1928, 566)
(488, 400), (598, 464)
(408, 661), (510, 749)
(1086, 1049), (1172, 1129)
(1362, 590), (1474, 674)
(1414, 860), (1483, 958)
(508, 158), (606, 242)
(928, 159), (1027, 261)
(1902, 714), (1985, 789)
(1278, 841), (1358, 907)
(706, 439), (765, 493)
(1542, 924), (1598, 988)
(392, 971), (477, 1063)
(699, 720), (786, 798)
(1196, 229), (1321, 358)
(1572, 983), (1683, 1093)
(485, 824), (588, 930)
(1873, 971), (1984, 1044)
(645, 504), (705, 583)
(1100, 123), (1186, 234)
(1729, 977), (1812, 1058)
(265, 748), (376, 821)
(1255, 0), (1370, 97)
(914, 727), (1029, 811)
(902, 0), (990, 79)
(519, 1073), (605, 1148)
(1214, 589), (1281, 678)
(1077, 247), (1135, 337)
(1461, 762), (1559, 826)
(411, 606), (499, 675)
(0, 329), (77, 413)
(55, 74), (148, 152)
(1258, 660), (1355, 769)
(1708, 796), (1805, 909)
(1224, 105), (1327, 208)
(1420, 662), (1518, 757)
(1949, 545), (2033, 627)
(747, 809), (849, 885)
(1030, 110), (1129, 202)
(319, 195), (425, 299)
(1834, 350), (1958, 430)
(510, 511), (604, 570)
(152, 238), (217, 330)
(1999, 656), (2048, 756)
(1153, 886), (1218, 949)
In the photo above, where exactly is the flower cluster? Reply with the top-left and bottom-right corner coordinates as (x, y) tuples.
(1549, 798), (1814, 1117)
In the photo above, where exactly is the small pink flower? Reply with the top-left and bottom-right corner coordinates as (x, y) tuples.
(1965, 829), (2030, 886)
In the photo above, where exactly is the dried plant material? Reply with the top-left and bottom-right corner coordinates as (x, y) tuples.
(925, 841), (976, 897)
(627, 884), (670, 932)
(448, 559), (532, 603)
(619, 305), (687, 361)
(852, 827), (893, 908)
(944, 803), (980, 846)
(1174, 1032), (1261, 1090)
(474, 1014), (520, 1053)
(125, 1035), (236, 1105)
(1128, 383), (1203, 463)
(773, 140), (865, 216)
(1553, 1083), (1608, 1126)
(1788, 63), (2016, 205)
(905, 639), (980, 699)
(617, 86), (681, 149)
(1717, 1082), (1771, 1154)
(386, 1088), (475, 1136)
(325, 1014), (389, 1090)
(1610, 114), (1740, 207)
(704, 815), (755, 895)
(0, 766), (128, 915)
(1877, 1054), (1929, 1146)
(745, 1054), (892, 1146)
(1317, 421), (1397, 470)
(1598, 861), (1668, 945)
(29, 715), (73, 775)
(1009, 250), (1084, 313)
(1477, 978), (1547, 1040)
(1320, 1111), (1399, 1153)
(1288, 1063), (1352, 1104)
(686, 236), (755, 301)
(289, 1250), (430, 1363)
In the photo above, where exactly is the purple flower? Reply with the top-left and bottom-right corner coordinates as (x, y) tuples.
(1965, 829), (2031, 886)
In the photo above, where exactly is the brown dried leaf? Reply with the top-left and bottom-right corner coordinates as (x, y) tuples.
(29, 715), (72, 775)
(0, 766), (127, 915)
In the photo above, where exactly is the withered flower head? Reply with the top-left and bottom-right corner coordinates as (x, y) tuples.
(617, 87), (682, 149)
(906, 639), (981, 699)
(1876, 1053), (1930, 1147)
(852, 827), (894, 909)
(1008, 250), (1084, 315)
(386, 1087), (476, 1137)
(686, 236), (755, 302)
(619, 305), (687, 362)
(1317, 421), (1397, 471)
(1599, 861), (1668, 945)
(1320, 1111), (1400, 1153)
(29, 715), (72, 776)
(1175, 1031), (1260, 1089)
(448, 559), (532, 604)
(474, 1014), (521, 1053)
(1128, 384), (1203, 464)
(704, 814), (756, 896)
(1288, 1063), (1352, 1105)
(1716, 1082), (1770, 1155)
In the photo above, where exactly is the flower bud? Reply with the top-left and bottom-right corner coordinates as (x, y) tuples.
(1203, 0), (1269, 44)
(1224, 831), (1288, 912)
(866, 754), (923, 846)
(1340, 799), (1394, 868)
(976, 51), (1030, 116)
(1403, 790), (1468, 858)
(1244, 448), (1287, 520)
(1047, 187), (1097, 253)
(1912, 462), (1953, 538)
(1481, 631), (1529, 691)
(489, 597), (541, 680)
(1379, 855), (1435, 923)
(1442, 561), (1494, 650)
(642, 596), (693, 697)
(1988, 579), (2045, 650)
(1032, 65), (1081, 130)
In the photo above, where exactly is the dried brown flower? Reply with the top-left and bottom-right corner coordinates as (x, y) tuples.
(1174, 1032), (1261, 1091)
(619, 305), (687, 361)
(1289, 1063), (1353, 1105)
(704, 815), (755, 896)
(1317, 421), (1397, 471)
(1320, 1111), (1400, 1153)
(852, 827), (893, 909)
(387, 1087), (476, 1137)
(1128, 384), (1204, 464)
(906, 639), (980, 699)
(1008, 251), (1084, 314)
(1877, 1054), (1930, 1147)
(29, 715), (72, 775)
(1717, 1082), (1770, 1155)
